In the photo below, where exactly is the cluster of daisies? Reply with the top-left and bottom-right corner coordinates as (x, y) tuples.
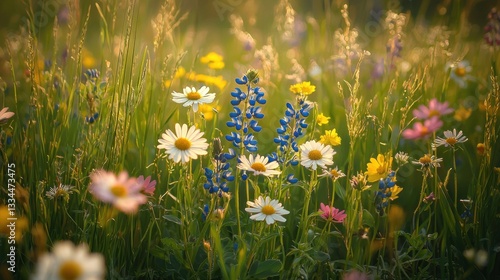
(150, 80), (350, 225)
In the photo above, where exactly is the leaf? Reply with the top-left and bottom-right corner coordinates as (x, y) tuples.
(248, 259), (282, 279)
(311, 250), (330, 262)
(362, 209), (375, 228)
(329, 230), (344, 239)
(334, 180), (346, 200)
(163, 214), (182, 225)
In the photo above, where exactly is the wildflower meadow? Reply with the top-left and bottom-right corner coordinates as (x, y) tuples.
(1, 0), (500, 279)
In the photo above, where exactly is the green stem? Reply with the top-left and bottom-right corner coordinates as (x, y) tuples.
(413, 174), (428, 234)
(299, 170), (317, 243)
(452, 148), (458, 209)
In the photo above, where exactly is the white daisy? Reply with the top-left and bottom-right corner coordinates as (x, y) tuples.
(0, 107), (15, 124)
(171, 86), (215, 112)
(446, 61), (473, 88)
(434, 129), (468, 148)
(299, 140), (335, 170)
(32, 241), (105, 280)
(237, 154), (281, 177)
(89, 170), (147, 214)
(319, 166), (345, 180)
(245, 196), (289, 225)
(157, 123), (209, 163)
(411, 154), (443, 177)
(46, 184), (75, 200)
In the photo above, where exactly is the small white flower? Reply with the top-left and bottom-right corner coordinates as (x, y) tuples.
(32, 241), (105, 280)
(319, 166), (345, 180)
(237, 154), (281, 177)
(447, 61), (473, 88)
(89, 170), (147, 214)
(46, 184), (75, 200)
(394, 152), (409, 166)
(434, 128), (468, 148)
(245, 196), (289, 225)
(171, 86), (215, 112)
(299, 140), (335, 170)
(0, 107), (15, 124)
(157, 123), (209, 163)
(412, 154), (443, 177)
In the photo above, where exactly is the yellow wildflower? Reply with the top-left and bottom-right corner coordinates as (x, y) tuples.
(389, 185), (403, 201)
(388, 204), (405, 232)
(454, 106), (472, 122)
(0, 206), (28, 242)
(82, 48), (96, 69)
(365, 154), (393, 182)
(174, 66), (186, 79)
(199, 104), (221, 121)
(200, 52), (225, 70)
(320, 129), (341, 146)
(194, 74), (227, 90)
(316, 113), (330, 126)
(290, 81), (316, 95)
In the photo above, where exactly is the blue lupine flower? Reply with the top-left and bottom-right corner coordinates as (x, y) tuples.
(286, 174), (299, 184)
(85, 112), (99, 124)
(272, 99), (313, 166)
(375, 171), (396, 216)
(460, 199), (473, 222)
(460, 208), (473, 222)
(203, 138), (234, 197)
(202, 204), (210, 221)
(224, 70), (266, 154)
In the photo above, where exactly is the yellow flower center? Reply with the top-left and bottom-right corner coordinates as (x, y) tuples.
(377, 165), (386, 174)
(58, 260), (83, 280)
(251, 162), (267, 172)
(419, 126), (429, 136)
(110, 184), (127, 197)
(187, 91), (201, 100)
(454, 67), (466, 77)
(175, 137), (191, 151)
(55, 188), (67, 197)
(308, 150), (322, 161)
(428, 110), (440, 118)
(261, 205), (276, 215)
(330, 169), (339, 177)
(419, 155), (432, 164)
(446, 137), (457, 146)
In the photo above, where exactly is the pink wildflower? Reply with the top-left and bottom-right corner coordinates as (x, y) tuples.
(137, 175), (157, 195)
(0, 107), (15, 124)
(412, 98), (454, 120)
(402, 116), (443, 140)
(319, 203), (347, 223)
(89, 170), (147, 214)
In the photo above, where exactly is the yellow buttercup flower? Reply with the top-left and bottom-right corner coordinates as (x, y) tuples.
(194, 74), (227, 90)
(389, 185), (403, 201)
(199, 104), (221, 121)
(320, 129), (341, 146)
(366, 154), (393, 182)
(174, 66), (186, 79)
(290, 81), (316, 95)
(316, 113), (330, 126)
(200, 52), (225, 70)
(454, 106), (472, 122)
(82, 48), (96, 69)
